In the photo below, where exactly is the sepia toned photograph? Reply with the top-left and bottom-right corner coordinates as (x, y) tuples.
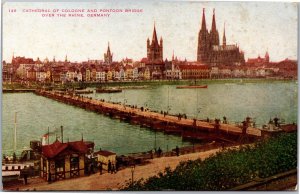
(1, 0), (298, 191)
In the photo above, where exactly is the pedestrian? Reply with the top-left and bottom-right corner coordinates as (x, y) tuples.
(99, 162), (103, 175)
(90, 163), (94, 174)
(158, 147), (162, 157)
(48, 172), (52, 183)
(115, 161), (119, 172)
(111, 164), (115, 174)
(23, 173), (28, 185)
(175, 146), (179, 156)
(223, 116), (227, 124)
(108, 160), (112, 173)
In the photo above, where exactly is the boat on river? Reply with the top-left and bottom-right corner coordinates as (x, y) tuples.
(2, 162), (35, 184)
(96, 88), (122, 93)
(262, 117), (297, 133)
(75, 89), (93, 94)
(176, 85), (208, 89)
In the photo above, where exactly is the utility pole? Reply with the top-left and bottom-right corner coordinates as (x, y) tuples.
(61, 126), (63, 143)
(14, 112), (17, 152)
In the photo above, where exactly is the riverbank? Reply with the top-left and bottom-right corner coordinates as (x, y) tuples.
(3, 78), (296, 90)
(4, 147), (224, 191)
(2, 89), (36, 93)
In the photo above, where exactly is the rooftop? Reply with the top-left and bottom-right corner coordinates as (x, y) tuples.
(42, 140), (90, 159)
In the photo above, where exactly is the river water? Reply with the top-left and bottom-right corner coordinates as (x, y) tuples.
(2, 81), (297, 155)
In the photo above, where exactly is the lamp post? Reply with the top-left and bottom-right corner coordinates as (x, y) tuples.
(154, 130), (157, 151)
(123, 90), (126, 104)
(167, 86), (170, 111)
(166, 135), (169, 152)
(131, 165), (135, 186)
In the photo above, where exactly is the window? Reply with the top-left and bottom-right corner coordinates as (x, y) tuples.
(70, 156), (79, 170)
(55, 158), (65, 172)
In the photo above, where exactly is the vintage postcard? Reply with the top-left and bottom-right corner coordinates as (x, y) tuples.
(1, 0), (298, 191)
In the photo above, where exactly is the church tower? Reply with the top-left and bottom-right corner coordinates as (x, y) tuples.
(65, 55), (68, 63)
(147, 23), (163, 62)
(11, 52), (14, 63)
(104, 42), (113, 65)
(265, 51), (270, 63)
(197, 8), (210, 62)
(222, 23), (226, 47)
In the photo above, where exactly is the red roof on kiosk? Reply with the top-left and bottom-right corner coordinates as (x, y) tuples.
(94, 150), (116, 157)
(42, 140), (89, 159)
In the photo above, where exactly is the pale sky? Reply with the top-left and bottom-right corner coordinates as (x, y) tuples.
(2, 1), (298, 63)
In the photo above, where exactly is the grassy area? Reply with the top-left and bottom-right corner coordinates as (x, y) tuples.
(123, 132), (297, 191)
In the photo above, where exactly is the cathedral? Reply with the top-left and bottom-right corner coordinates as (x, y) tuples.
(147, 23), (163, 63)
(197, 9), (245, 66)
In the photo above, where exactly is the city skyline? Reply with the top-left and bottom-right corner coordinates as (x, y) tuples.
(3, 1), (297, 63)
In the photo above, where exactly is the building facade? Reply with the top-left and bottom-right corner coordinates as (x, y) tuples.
(180, 64), (210, 79)
(197, 9), (245, 66)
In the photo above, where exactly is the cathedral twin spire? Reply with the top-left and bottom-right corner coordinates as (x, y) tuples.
(211, 9), (217, 33)
(200, 8), (226, 47)
(201, 8), (207, 31)
(197, 8), (245, 65)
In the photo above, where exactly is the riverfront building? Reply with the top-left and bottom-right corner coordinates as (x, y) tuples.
(247, 52), (270, 66)
(179, 64), (210, 79)
(40, 140), (94, 182)
(197, 9), (245, 66)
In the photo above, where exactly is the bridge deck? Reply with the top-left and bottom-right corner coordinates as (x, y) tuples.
(36, 90), (262, 137)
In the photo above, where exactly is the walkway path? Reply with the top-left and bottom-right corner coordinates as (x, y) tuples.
(5, 147), (223, 191)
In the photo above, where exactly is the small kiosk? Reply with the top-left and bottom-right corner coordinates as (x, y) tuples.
(94, 150), (116, 171)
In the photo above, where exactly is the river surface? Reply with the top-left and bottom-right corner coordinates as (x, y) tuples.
(2, 81), (298, 155)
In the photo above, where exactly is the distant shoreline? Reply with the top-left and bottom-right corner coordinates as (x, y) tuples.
(2, 78), (297, 90)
